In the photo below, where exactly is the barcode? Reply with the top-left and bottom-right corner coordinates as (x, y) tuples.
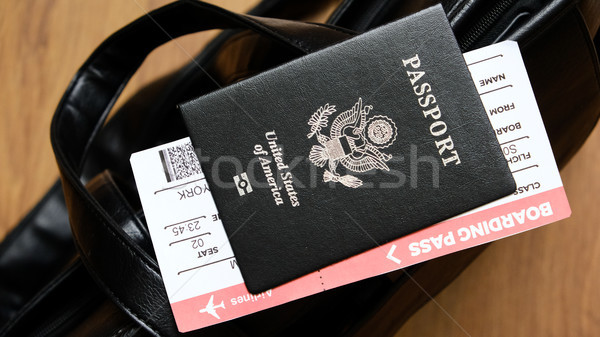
(159, 142), (202, 182)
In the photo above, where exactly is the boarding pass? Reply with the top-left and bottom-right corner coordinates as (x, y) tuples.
(130, 41), (570, 332)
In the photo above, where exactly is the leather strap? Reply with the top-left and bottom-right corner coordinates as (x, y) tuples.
(50, 1), (353, 336)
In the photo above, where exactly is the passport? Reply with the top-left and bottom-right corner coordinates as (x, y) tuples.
(180, 4), (516, 294)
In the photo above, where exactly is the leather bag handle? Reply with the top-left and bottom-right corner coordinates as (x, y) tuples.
(50, 1), (353, 336)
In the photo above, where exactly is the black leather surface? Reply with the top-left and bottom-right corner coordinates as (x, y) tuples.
(0, 259), (104, 337)
(0, 181), (73, 326)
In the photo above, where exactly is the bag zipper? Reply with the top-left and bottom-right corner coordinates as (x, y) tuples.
(28, 297), (97, 337)
(456, 0), (518, 51)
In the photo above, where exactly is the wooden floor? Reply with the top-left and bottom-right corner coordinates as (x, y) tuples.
(1, 1), (598, 336)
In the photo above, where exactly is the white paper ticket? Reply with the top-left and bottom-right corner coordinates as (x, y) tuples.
(130, 41), (570, 332)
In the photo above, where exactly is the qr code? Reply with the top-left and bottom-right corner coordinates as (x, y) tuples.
(159, 142), (202, 182)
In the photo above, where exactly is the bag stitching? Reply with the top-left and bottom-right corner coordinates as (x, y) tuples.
(78, 197), (163, 336)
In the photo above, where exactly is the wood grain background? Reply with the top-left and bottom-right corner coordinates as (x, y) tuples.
(0, 1), (598, 336)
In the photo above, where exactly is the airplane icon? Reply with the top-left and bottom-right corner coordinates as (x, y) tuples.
(199, 295), (225, 319)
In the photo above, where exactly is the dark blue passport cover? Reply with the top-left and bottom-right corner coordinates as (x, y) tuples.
(180, 5), (516, 293)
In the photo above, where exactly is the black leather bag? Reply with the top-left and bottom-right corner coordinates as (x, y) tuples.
(1, 0), (598, 336)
